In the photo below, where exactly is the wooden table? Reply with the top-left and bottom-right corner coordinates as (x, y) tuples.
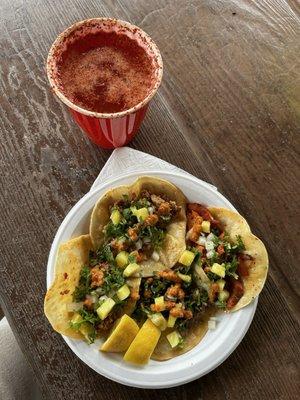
(1, 0), (299, 398)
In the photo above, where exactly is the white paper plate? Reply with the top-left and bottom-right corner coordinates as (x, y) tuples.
(47, 171), (257, 388)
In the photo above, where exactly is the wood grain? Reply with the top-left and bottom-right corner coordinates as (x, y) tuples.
(0, 0), (299, 399)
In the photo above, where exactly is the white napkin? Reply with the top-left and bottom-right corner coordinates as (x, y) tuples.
(91, 147), (217, 192)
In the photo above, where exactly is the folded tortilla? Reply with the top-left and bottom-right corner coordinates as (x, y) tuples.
(89, 176), (187, 276)
(44, 235), (92, 339)
(208, 207), (268, 312)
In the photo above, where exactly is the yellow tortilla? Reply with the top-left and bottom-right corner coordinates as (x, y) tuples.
(44, 235), (92, 339)
(89, 176), (187, 276)
(208, 207), (269, 312)
(44, 235), (141, 340)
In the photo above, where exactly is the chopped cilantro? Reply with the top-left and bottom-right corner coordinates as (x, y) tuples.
(102, 265), (125, 295)
(72, 265), (91, 302)
(105, 221), (127, 240)
(224, 256), (238, 278)
(128, 254), (137, 263)
(139, 226), (165, 249)
(231, 235), (245, 252)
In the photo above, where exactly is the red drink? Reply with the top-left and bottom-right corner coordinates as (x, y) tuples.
(56, 31), (156, 114)
(47, 19), (163, 148)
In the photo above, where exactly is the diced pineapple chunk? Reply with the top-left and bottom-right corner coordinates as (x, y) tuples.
(116, 284), (131, 301)
(100, 314), (139, 352)
(218, 290), (230, 302)
(123, 263), (140, 277)
(133, 207), (149, 222)
(97, 298), (115, 320)
(123, 319), (161, 365)
(154, 296), (165, 311)
(110, 209), (121, 225)
(178, 250), (195, 267)
(166, 331), (182, 348)
(149, 313), (167, 331)
(115, 251), (129, 268)
(217, 279), (226, 291)
(167, 314), (177, 328)
(201, 220), (211, 233)
(177, 272), (192, 283)
(211, 263), (225, 278)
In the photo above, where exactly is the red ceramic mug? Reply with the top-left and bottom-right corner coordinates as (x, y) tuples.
(46, 18), (163, 149)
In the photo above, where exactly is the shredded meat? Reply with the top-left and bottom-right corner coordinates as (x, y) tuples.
(227, 279), (244, 309)
(217, 244), (225, 255)
(237, 254), (252, 277)
(187, 210), (203, 231)
(111, 239), (126, 252)
(150, 303), (165, 312)
(187, 203), (222, 229)
(157, 269), (182, 283)
(83, 298), (93, 310)
(209, 283), (219, 303)
(130, 250), (144, 263)
(196, 244), (205, 254)
(91, 266), (105, 288)
(170, 307), (184, 318)
(187, 210), (203, 242)
(144, 214), (158, 226)
(128, 227), (138, 241)
(165, 301), (176, 310)
(157, 202), (171, 216)
(166, 283), (185, 300)
(169, 307), (193, 319)
(150, 194), (165, 207)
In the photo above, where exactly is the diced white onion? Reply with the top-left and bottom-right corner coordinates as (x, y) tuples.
(66, 302), (84, 312)
(205, 241), (215, 251)
(99, 295), (108, 301)
(151, 251), (160, 261)
(143, 237), (151, 244)
(148, 207), (154, 214)
(95, 288), (103, 295)
(207, 233), (215, 242)
(206, 250), (215, 259)
(135, 239), (143, 250)
(197, 236), (207, 246)
(208, 319), (217, 330)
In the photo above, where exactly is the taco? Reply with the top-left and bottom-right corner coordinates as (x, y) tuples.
(132, 203), (268, 361)
(89, 176), (187, 276)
